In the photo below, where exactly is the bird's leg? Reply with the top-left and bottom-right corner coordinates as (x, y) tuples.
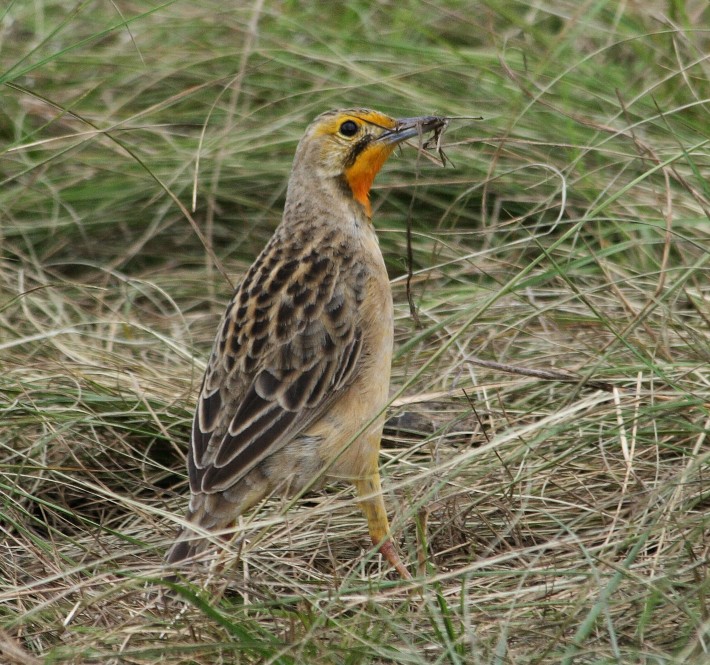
(354, 473), (412, 580)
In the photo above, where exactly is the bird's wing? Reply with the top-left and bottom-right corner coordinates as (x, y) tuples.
(189, 243), (366, 493)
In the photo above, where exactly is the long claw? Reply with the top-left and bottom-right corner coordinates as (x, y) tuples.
(377, 538), (412, 580)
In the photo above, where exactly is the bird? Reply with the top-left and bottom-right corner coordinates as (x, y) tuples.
(166, 108), (447, 579)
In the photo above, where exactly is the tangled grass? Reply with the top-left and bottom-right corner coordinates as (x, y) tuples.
(1, 1), (709, 662)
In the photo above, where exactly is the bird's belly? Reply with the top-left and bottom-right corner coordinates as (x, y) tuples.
(263, 280), (393, 491)
(311, 278), (394, 482)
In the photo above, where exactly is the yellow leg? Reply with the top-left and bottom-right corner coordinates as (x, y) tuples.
(354, 473), (412, 579)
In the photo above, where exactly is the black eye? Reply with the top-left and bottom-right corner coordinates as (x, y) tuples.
(339, 120), (359, 137)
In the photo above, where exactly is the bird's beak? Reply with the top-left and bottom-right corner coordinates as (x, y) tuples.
(378, 115), (448, 145)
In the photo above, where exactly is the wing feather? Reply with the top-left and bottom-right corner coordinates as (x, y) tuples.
(189, 240), (365, 494)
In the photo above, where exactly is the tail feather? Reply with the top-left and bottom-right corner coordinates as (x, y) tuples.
(165, 493), (238, 565)
(166, 485), (268, 566)
(165, 530), (208, 564)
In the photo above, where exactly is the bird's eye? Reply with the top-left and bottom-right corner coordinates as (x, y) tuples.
(339, 120), (359, 137)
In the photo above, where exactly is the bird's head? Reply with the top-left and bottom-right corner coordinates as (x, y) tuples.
(291, 108), (446, 217)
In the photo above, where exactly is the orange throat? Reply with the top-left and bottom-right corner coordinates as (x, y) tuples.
(344, 143), (395, 218)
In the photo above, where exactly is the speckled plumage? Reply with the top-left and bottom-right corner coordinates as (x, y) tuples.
(166, 109), (447, 578)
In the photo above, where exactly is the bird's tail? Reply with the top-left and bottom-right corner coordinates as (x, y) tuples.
(165, 529), (207, 564)
(165, 493), (239, 565)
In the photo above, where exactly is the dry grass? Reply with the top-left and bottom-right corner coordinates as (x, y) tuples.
(2, 1), (709, 663)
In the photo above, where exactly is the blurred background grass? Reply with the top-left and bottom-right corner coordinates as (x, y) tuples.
(1, 1), (709, 663)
